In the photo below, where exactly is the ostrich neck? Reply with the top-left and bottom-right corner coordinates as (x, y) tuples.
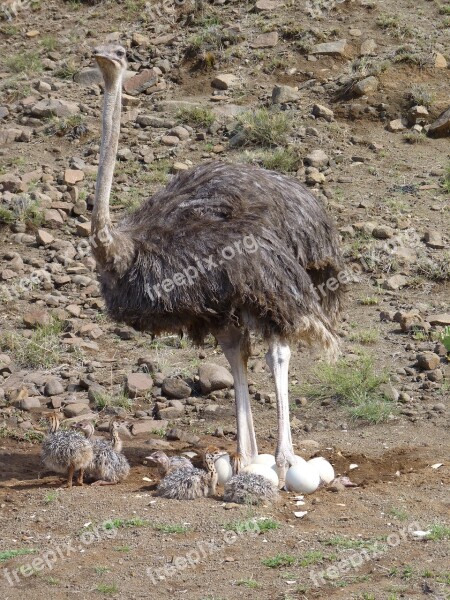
(92, 70), (134, 274)
(111, 431), (122, 452)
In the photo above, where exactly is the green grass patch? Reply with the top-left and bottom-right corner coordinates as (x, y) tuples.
(322, 536), (379, 550)
(177, 106), (215, 128)
(0, 319), (64, 369)
(299, 550), (325, 566)
(444, 164), (450, 194)
(96, 583), (118, 594)
(152, 523), (189, 534)
(5, 52), (42, 74)
(262, 553), (296, 568)
(93, 390), (133, 411)
(301, 355), (393, 423)
(348, 329), (380, 345)
(224, 517), (278, 534)
(236, 578), (261, 588)
(0, 548), (37, 562)
(426, 523), (450, 540)
(234, 108), (293, 148)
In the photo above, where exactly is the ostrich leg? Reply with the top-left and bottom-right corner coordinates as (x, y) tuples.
(266, 339), (298, 488)
(216, 327), (258, 467)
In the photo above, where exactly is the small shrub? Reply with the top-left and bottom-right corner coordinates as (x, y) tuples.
(176, 106), (215, 128)
(301, 355), (394, 423)
(415, 253), (450, 281)
(6, 52), (42, 74)
(233, 108), (292, 148)
(408, 84), (434, 108)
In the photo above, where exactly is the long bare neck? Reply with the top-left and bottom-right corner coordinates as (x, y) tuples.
(111, 430), (122, 452)
(92, 69), (134, 273)
(92, 68), (121, 248)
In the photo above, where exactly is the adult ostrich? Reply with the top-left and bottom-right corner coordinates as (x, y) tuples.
(91, 44), (344, 486)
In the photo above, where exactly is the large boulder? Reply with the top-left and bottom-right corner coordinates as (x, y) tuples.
(198, 363), (234, 395)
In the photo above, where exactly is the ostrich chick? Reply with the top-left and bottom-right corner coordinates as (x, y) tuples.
(75, 420), (130, 485)
(41, 413), (94, 488)
(146, 450), (194, 477)
(156, 450), (226, 500)
(223, 472), (279, 505)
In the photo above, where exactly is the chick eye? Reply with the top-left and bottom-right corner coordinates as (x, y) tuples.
(116, 50), (125, 57)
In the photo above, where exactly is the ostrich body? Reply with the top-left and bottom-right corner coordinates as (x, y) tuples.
(91, 45), (344, 486)
(75, 420), (130, 485)
(146, 450), (194, 476)
(223, 472), (279, 505)
(156, 450), (225, 500)
(41, 414), (94, 488)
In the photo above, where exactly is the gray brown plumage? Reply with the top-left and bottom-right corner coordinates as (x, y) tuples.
(101, 161), (343, 352)
(75, 420), (130, 485)
(156, 450), (225, 500)
(41, 414), (94, 488)
(223, 472), (279, 505)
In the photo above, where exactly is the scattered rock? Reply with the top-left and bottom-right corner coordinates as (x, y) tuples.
(434, 52), (447, 68)
(312, 104), (334, 121)
(416, 352), (440, 371)
(161, 377), (191, 399)
(372, 225), (394, 239)
(254, 0), (280, 11)
(63, 403), (91, 417)
(31, 98), (80, 119)
(360, 38), (377, 55)
(64, 169), (84, 185)
(250, 31), (279, 48)
(23, 309), (51, 328)
(166, 428), (200, 445)
(387, 119), (406, 132)
(311, 39), (348, 56)
(36, 229), (54, 246)
(132, 420), (168, 436)
(126, 373), (154, 397)
(428, 107), (450, 138)
(212, 74), (238, 90)
(428, 313), (450, 326)
(44, 378), (64, 396)
(304, 149), (329, 168)
(20, 397), (42, 411)
(382, 274), (408, 290)
(352, 76), (378, 97)
(423, 230), (445, 249)
(272, 84), (300, 104)
(198, 363), (234, 394)
(123, 68), (159, 95)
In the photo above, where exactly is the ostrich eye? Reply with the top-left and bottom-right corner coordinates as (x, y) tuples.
(116, 50), (125, 57)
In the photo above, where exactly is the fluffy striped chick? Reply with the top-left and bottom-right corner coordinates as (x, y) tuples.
(223, 472), (279, 505)
(146, 450), (194, 477)
(41, 413), (94, 488)
(156, 449), (226, 500)
(75, 420), (130, 485)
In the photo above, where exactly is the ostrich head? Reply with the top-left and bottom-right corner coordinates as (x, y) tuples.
(73, 420), (95, 439)
(93, 44), (127, 86)
(146, 451), (171, 474)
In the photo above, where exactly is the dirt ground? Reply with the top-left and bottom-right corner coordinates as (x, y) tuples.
(0, 0), (449, 599)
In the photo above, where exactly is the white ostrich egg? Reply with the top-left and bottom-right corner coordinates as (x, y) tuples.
(285, 462), (320, 494)
(243, 463), (279, 487)
(253, 454), (276, 468)
(215, 454), (232, 485)
(307, 457), (335, 484)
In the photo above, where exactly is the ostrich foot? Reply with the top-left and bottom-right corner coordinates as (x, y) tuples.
(90, 480), (117, 486)
(275, 449), (299, 489)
